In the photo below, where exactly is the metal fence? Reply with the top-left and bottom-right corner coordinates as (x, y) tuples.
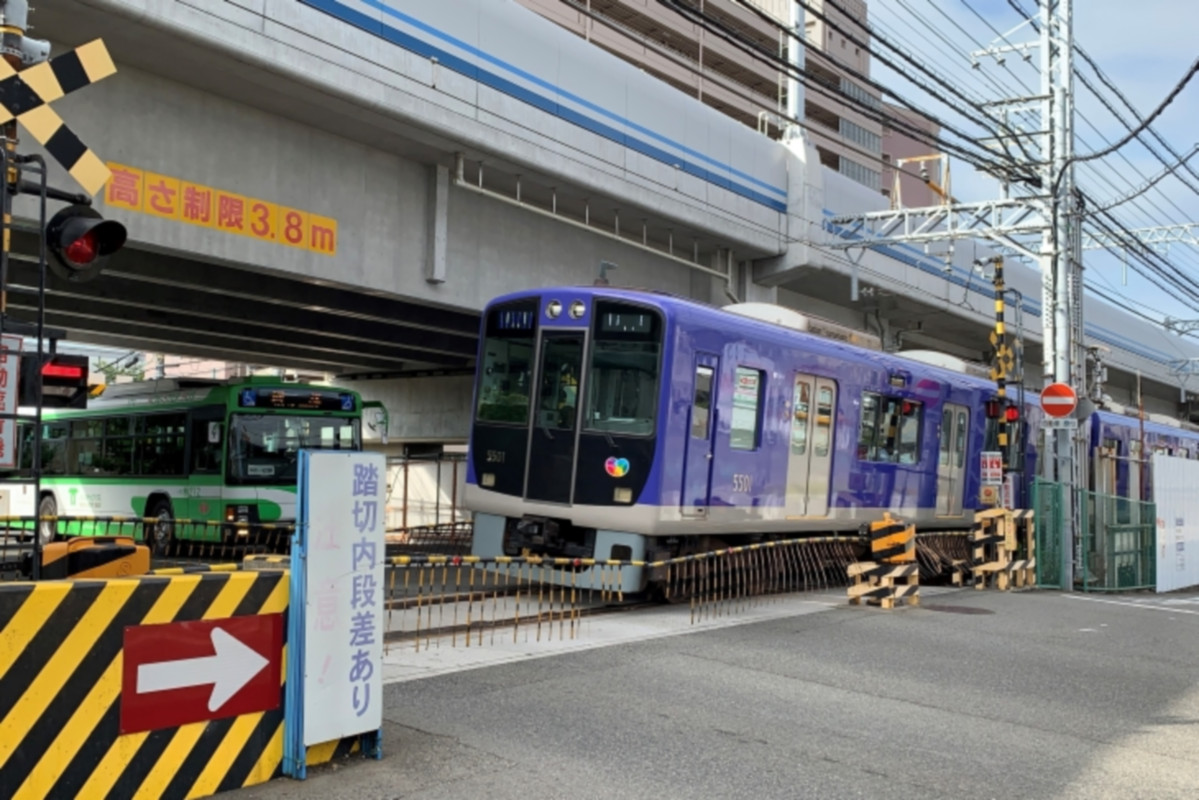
(1033, 479), (1156, 592)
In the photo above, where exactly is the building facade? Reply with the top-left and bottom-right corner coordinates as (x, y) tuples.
(515, 0), (893, 193)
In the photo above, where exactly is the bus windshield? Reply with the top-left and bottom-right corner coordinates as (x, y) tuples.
(228, 413), (361, 485)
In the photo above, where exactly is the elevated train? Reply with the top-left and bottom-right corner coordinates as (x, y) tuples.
(464, 286), (1199, 593)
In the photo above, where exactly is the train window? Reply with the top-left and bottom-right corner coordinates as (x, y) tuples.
(897, 401), (922, 464)
(814, 387), (833, 457)
(938, 408), (951, 467)
(955, 410), (967, 468)
(791, 380), (811, 455)
(584, 302), (662, 437)
(730, 367), (763, 450)
(476, 300), (537, 425)
(859, 392), (920, 463)
(858, 392), (880, 460)
(692, 366), (714, 439)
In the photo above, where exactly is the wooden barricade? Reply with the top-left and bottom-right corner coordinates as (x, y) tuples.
(970, 508), (1036, 590)
(848, 514), (920, 609)
(869, 512), (915, 564)
(847, 562), (920, 609)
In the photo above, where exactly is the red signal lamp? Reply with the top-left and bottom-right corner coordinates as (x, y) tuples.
(985, 399), (1000, 418)
(1004, 405), (1020, 423)
(46, 204), (126, 283)
(42, 362), (84, 379)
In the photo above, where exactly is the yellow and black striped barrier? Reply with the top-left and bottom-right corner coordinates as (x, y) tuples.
(970, 508), (1037, 590)
(847, 561), (921, 610)
(868, 513), (915, 564)
(0, 568), (360, 799)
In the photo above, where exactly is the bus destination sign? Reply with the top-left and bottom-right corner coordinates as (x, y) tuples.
(239, 388), (356, 412)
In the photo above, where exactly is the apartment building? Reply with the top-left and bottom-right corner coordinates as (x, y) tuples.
(516, 0), (918, 196)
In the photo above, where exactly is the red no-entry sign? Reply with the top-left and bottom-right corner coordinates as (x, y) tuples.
(1040, 382), (1077, 419)
(121, 614), (283, 734)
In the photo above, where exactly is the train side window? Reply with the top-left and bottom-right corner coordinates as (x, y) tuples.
(938, 408), (951, 466)
(955, 410), (968, 467)
(791, 380), (811, 455)
(691, 366), (713, 439)
(814, 386), (833, 457)
(730, 367), (763, 451)
(897, 401), (922, 464)
(858, 392), (880, 460)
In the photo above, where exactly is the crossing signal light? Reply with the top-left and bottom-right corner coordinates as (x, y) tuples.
(19, 354), (91, 408)
(1005, 404), (1020, 423)
(45, 204), (126, 283)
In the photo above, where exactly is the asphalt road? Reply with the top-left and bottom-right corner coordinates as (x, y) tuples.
(236, 588), (1199, 800)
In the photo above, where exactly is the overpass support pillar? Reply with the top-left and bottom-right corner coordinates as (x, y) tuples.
(426, 163), (449, 284)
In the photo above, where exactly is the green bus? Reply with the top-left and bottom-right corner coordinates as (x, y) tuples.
(2, 375), (383, 553)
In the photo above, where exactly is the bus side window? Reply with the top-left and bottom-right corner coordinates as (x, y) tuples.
(190, 417), (221, 474)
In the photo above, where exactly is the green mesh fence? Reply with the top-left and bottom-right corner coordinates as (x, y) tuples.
(1033, 480), (1156, 592)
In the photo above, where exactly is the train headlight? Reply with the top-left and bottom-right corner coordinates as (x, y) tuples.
(481, 473), (496, 488)
(569, 300), (586, 319)
(546, 300), (562, 319)
(613, 487), (633, 504)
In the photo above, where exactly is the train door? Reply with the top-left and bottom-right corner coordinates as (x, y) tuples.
(935, 403), (968, 516)
(681, 354), (719, 517)
(525, 330), (586, 505)
(786, 374), (836, 516)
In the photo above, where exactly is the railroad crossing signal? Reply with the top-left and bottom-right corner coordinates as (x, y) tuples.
(1040, 382), (1077, 419)
(0, 39), (118, 196)
(45, 203), (126, 282)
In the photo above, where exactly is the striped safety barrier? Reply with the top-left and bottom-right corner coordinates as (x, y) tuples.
(0, 568), (358, 799)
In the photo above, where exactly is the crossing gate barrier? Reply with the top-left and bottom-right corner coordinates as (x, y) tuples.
(970, 508), (1036, 590)
(0, 567), (361, 800)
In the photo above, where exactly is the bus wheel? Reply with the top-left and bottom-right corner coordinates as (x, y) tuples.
(146, 499), (175, 557)
(37, 494), (57, 546)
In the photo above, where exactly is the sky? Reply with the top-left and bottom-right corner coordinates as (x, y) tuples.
(860, 0), (1199, 332)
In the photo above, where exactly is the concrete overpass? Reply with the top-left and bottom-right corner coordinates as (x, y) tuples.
(11, 0), (1199, 444)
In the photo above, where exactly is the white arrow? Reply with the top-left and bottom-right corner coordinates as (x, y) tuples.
(136, 627), (270, 711)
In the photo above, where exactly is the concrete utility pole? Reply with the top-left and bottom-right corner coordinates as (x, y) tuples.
(1039, 0), (1081, 588)
(825, 0), (1083, 588)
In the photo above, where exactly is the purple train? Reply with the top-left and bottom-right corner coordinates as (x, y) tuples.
(462, 285), (1174, 593)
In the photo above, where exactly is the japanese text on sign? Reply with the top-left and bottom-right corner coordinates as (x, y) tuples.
(980, 450), (1002, 483)
(104, 162), (337, 256)
(300, 450), (385, 747)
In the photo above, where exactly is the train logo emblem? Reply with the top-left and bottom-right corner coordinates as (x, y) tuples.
(1040, 382), (1077, 419)
(605, 457), (630, 478)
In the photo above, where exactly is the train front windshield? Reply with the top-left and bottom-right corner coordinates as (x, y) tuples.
(474, 298), (662, 437)
(584, 304), (661, 437)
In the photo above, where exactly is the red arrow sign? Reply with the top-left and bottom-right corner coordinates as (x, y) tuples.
(1041, 382), (1077, 418)
(121, 614), (283, 734)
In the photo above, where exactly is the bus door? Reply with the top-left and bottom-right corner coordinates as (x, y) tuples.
(525, 329), (585, 505)
(681, 354), (719, 517)
(187, 407), (226, 519)
(936, 403), (968, 516)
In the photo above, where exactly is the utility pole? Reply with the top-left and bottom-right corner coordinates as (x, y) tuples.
(825, 0), (1083, 588)
(1040, 0), (1080, 589)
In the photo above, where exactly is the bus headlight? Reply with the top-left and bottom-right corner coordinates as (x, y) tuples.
(613, 488), (633, 504)
(482, 473), (496, 488)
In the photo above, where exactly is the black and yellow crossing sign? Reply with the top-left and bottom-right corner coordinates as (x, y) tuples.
(0, 39), (117, 196)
